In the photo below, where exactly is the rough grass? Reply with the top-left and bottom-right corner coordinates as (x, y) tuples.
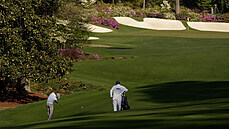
(1, 24), (229, 129)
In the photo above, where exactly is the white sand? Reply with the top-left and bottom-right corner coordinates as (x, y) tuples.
(113, 17), (149, 29)
(187, 22), (229, 32)
(87, 24), (113, 33)
(113, 17), (186, 30)
(144, 18), (186, 30)
(88, 37), (100, 40)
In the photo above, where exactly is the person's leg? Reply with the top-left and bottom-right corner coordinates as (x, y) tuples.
(46, 103), (50, 119)
(48, 103), (54, 120)
(117, 96), (122, 111)
(113, 99), (117, 111)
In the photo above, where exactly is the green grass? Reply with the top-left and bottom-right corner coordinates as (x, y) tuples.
(1, 24), (229, 129)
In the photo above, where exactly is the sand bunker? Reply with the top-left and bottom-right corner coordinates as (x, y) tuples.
(144, 18), (186, 30)
(187, 22), (229, 32)
(88, 37), (100, 40)
(87, 24), (113, 33)
(113, 17), (148, 29)
(113, 17), (186, 30)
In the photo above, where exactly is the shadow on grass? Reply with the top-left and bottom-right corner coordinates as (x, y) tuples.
(2, 81), (229, 129)
(14, 119), (229, 129)
(106, 47), (134, 49)
(138, 81), (229, 103)
(0, 114), (100, 129)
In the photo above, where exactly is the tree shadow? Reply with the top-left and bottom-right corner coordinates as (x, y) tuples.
(0, 90), (46, 104)
(10, 119), (229, 129)
(138, 81), (229, 103)
(0, 113), (100, 129)
(106, 47), (133, 49)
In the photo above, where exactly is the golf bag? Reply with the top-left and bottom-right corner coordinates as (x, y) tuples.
(121, 92), (130, 110)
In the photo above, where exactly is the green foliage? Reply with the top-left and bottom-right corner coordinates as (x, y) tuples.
(0, 0), (73, 90)
(178, 6), (202, 21)
(33, 0), (61, 16)
(222, 13), (229, 22)
(197, 0), (212, 10)
(55, 2), (90, 47)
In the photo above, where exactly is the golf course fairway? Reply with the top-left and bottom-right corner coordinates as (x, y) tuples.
(1, 24), (229, 129)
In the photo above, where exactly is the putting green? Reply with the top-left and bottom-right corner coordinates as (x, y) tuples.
(1, 24), (229, 129)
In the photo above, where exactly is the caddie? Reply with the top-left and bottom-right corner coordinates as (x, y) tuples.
(46, 92), (60, 120)
(110, 81), (128, 111)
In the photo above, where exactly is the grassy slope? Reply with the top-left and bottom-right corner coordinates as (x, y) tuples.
(1, 24), (229, 129)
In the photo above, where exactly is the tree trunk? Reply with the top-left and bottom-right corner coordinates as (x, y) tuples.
(24, 78), (31, 92)
(221, 0), (224, 13)
(143, 0), (146, 10)
(176, 0), (180, 15)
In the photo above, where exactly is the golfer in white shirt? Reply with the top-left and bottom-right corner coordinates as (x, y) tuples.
(46, 92), (60, 120)
(110, 81), (128, 111)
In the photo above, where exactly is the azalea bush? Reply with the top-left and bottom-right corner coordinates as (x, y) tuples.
(200, 14), (223, 22)
(146, 12), (165, 18)
(58, 48), (85, 61)
(90, 17), (119, 29)
(95, 3), (145, 18)
(59, 48), (101, 61)
(222, 13), (229, 22)
(176, 6), (202, 22)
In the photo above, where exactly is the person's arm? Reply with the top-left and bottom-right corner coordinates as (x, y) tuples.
(54, 94), (58, 103)
(124, 86), (128, 92)
(54, 100), (58, 103)
(110, 87), (114, 98)
(121, 86), (128, 95)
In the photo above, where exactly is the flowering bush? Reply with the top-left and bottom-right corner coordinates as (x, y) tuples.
(160, 0), (171, 12)
(86, 54), (101, 60)
(81, 0), (96, 7)
(222, 13), (229, 22)
(164, 12), (176, 20)
(147, 12), (165, 19)
(136, 11), (144, 17)
(176, 11), (201, 22)
(90, 17), (119, 29)
(59, 48), (85, 61)
(59, 48), (101, 61)
(176, 6), (202, 22)
(95, 3), (145, 18)
(200, 14), (223, 22)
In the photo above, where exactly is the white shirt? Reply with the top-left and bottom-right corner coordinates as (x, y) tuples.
(110, 84), (128, 98)
(47, 92), (58, 104)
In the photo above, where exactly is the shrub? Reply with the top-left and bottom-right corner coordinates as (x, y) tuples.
(222, 13), (229, 22)
(59, 48), (85, 61)
(164, 12), (176, 20)
(176, 6), (202, 21)
(90, 17), (119, 29)
(59, 48), (101, 61)
(200, 14), (223, 22)
(160, 0), (171, 13)
(86, 54), (101, 60)
(136, 11), (144, 17)
(95, 3), (145, 18)
(147, 12), (166, 19)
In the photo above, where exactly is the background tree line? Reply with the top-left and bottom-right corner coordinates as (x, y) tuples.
(99, 0), (229, 13)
